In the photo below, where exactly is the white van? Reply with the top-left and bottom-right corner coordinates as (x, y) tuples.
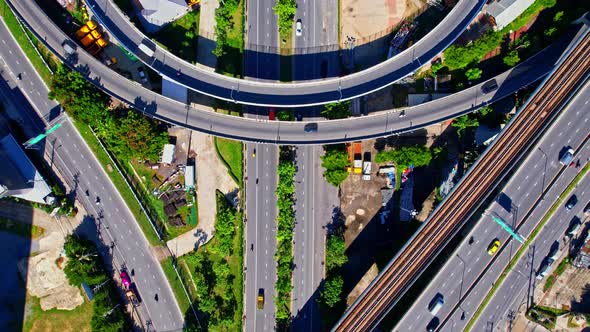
(428, 293), (444, 315)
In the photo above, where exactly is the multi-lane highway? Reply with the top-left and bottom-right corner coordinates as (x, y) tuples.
(290, 0), (339, 330)
(0, 19), (183, 331)
(243, 3), (280, 330)
(333, 26), (590, 331)
(292, 0), (339, 81)
(292, 145), (339, 331)
(244, 0), (279, 80)
(469, 161), (590, 332)
(7, 0), (572, 143)
(393, 79), (590, 332)
(244, 143), (278, 332)
(82, 0), (485, 106)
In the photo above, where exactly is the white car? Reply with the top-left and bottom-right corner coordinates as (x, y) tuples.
(296, 20), (302, 37)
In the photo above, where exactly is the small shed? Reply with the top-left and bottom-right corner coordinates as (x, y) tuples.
(161, 144), (175, 164)
(184, 165), (194, 189)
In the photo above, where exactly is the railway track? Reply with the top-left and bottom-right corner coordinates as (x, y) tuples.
(333, 31), (590, 332)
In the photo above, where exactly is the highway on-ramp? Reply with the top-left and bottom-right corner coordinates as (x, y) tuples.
(0, 18), (184, 331)
(392, 78), (590, 332)
(4, 0), (577, 144)
(84, 0), (485, 106)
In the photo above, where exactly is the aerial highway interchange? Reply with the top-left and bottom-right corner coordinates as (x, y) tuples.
(1, 0), (590, 331)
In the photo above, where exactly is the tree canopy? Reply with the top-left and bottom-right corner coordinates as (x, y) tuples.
(452, 114), (479, 136)
(503, 50), (520, 67)
(321, 146), (350, 187)
(321, 101), (352, 120)
(375, 145), (432, 170)
(465, 67), (482, 81)
(320, 275), (344, 308)
(273, 0), (297, 39)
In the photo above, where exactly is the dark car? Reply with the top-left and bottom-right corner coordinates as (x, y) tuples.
(426, 317), (440, 332)
(481, 79), (498, 94)
(304, 123), (318, 133)
(565, 195), (578, 210)
(584, 201), (590, 216)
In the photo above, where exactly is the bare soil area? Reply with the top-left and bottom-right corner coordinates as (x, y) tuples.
(340, 0), (425, 45)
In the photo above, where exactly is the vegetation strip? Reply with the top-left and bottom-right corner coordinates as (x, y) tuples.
(214, 137), (243, 187)
(466, 161), (590, 331)
(275, 146), (296, 329)
(181, 191), (243, 331)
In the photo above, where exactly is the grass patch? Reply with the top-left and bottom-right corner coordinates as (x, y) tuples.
(23, 294), (93, 332)
(216, 0), (244, 77)
(0, 1), (53, 83)
(161, 257), (191, 314)
(466, 161), (590, 331)
(153, 10), (200, 63)
(72, 122), (162, 246)
(214, 137), (243, 187)
(543, 256), (569, 291)
(0, 217), (44, 239)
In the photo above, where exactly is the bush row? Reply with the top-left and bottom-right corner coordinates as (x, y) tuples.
(275, 146), (296, 329)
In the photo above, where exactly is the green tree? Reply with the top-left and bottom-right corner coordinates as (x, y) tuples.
(210, 192), (237, 257)
(48, 66), (110, 127)
(375, 145), (432, 170)
(325, 236), (348, 272)
(321, 101), (352, 119)
(320, 275), (344, 307)
(63, 235), (106, 287)
(465, 67), (482, 81)
(320, 147), (350, 186)
(105, 110), (169, 162)
(430, 62), (444, 77)
(503, 50), (520, 67)
(452, 115), (479, 136)
(273, 0), (297, 40)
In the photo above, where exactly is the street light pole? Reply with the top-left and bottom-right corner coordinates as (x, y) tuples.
(538, 147), (548, 199)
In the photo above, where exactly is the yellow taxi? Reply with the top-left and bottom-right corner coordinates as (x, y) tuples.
(487, 239), (501, 255)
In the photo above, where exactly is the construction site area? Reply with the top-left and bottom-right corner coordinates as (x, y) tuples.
(338, 121), (459, 305)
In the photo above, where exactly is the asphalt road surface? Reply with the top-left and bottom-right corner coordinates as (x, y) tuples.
(0, 19), (184, 331)
(291, 0), (339, 330)
(393, 80), (590, 332)
(244, 143), (278, 332)
(80, 0), (485, 106)
(8, 0), (581, 143)
(292, 0), (339, 81)
(292, 145), (339, 331)
(243, 3), (280, 329)
(244, 0), (279, 80)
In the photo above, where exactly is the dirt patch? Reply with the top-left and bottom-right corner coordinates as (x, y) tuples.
(340, 0), (425, 46)
(19, 249), (84, 311)
(347, 263), (379, 306)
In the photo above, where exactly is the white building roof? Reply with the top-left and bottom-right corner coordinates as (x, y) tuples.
(136, 0), (188, 32)
(161, 144), (175, 164)
(184, 165), (194, 189)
